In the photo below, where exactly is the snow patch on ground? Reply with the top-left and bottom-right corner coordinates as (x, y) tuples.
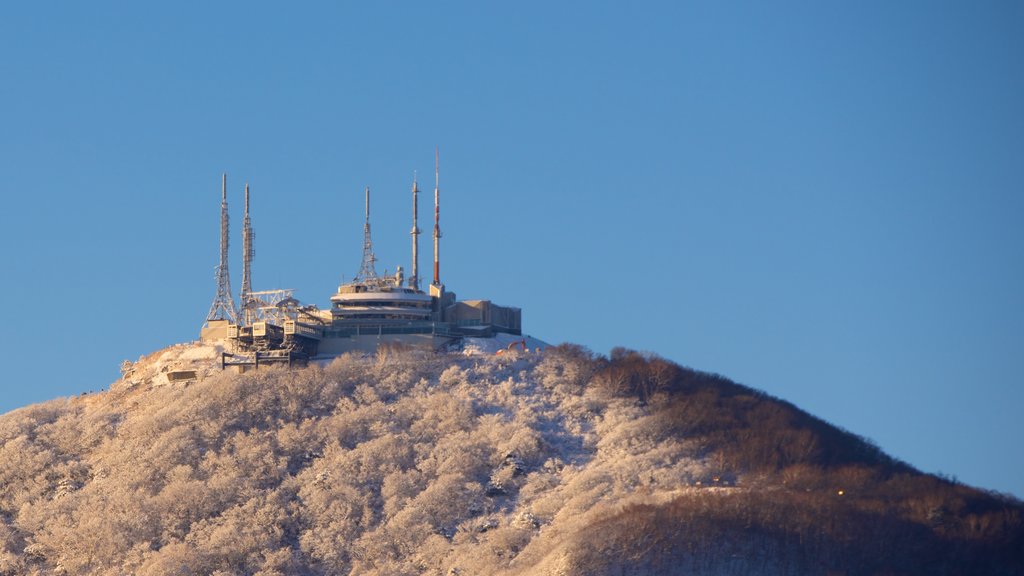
(459, 333), (551, 356)
(114, 341), (226, 390)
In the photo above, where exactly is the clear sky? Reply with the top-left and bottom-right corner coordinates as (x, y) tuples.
(1, 2), (1021, 497)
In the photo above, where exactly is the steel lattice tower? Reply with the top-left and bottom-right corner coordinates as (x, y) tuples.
(206, 173), (238, 324)
(356, 186), (378, 281)
(240, 182), (255, 325)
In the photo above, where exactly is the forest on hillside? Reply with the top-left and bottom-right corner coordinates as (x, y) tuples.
(0, 344), (1021, 575)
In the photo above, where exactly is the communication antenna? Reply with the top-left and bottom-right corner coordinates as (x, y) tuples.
(432, 147), (442, 287)
(241, 182), (255, 325)
(206, 173), (238, 324)
(410, 171), (420, 291)
(356, 186), (378, 281)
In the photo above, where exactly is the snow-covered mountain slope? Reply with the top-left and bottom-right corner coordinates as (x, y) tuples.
(0, 343), (1021, 575)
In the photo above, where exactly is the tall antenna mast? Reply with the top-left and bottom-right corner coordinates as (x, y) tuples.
(240, 182), (254, 325)
(432, 147), (442, 287)
(356, 186), (378, 281)
(206, 173), (238, 324)
(410, 172), (420, 291)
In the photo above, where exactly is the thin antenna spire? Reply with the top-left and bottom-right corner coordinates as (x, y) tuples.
(410, 171), (420, 291)
(356, 186), (378, 281)
(241, 182), (254, 325)
(206, 173), (238, 324)
(433, 147), (442, 287)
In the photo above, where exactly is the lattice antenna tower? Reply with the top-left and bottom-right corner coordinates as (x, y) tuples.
(356, 186), (378, 281)
(206, 173), (238, 324)
(241, 182), (255, 325)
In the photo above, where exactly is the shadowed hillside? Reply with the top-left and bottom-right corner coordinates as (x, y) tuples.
(0, 343), (1020, 575)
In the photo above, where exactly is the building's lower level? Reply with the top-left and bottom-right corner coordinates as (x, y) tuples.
(201, 288), (522, 360)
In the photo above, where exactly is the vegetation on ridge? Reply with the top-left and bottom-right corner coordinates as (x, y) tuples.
(0, 344), (1020, 575)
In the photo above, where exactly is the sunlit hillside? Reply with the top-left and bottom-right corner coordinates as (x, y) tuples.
(0, 343), (1021, 575)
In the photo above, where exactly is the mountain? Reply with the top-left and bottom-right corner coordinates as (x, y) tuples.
(0, 342), (1021, 575)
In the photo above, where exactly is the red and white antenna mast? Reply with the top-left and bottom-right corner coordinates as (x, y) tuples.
(432, 147), (442, 288)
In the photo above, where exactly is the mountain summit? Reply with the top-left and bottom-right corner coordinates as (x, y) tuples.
(1, 343), (1021, 575)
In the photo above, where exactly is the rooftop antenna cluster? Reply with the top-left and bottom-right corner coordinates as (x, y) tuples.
(206, 173), (238, 324)
(207, 149), (448, 330)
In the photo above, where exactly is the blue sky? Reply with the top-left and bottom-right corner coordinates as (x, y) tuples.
(1, 2), (1021, 497)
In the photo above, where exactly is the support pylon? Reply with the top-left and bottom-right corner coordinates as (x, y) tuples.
(240, 182), (255, 325)
(432, 148), (442, 288)
(410, 173), (420, 291)
(356, 186), (378, 281)
(206, 173), (238, 324)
